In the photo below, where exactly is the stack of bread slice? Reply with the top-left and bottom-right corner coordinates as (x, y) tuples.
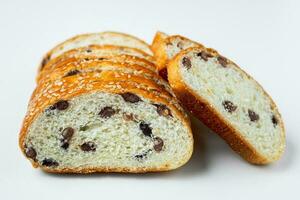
(19, 32), (193, 173)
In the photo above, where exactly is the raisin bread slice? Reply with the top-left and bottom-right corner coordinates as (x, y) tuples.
(167, 47), (285, 164)
(19, 74), (193, 173)
(37, 55), (157, 82)
(37, 59), (175, 98)
(151, 32), (216, 80)
(39, 45), (156, 74)
(41, 32), (153, 69)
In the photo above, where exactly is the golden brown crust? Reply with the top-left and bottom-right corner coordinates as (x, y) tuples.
(39, 45), (156, 74)
(37, 59), (174, 97)
(151, 33), (206, 72)
(167, 47), (285, 164)
(40, 32), (153, 69)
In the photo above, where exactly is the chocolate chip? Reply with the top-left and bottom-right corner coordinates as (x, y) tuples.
(64, 69), (80, 77)
(86, 49), (92, 53)
(80, 142), (96, 152)
(153, 104), (172, 117)
(272, 115), (278, 126)
(120, 92), (141, 103)
(99, 106), (116, 118)
(25, 147), (37, 161)
(222, 100), (237, 113)
(196, 51), (212, 61)
(51, 100), (69, 111)
(97, 57), (105, 61)
(60, 127), (74, 149)
(84, 58), (90, 61)
(139, 122), (152, 137)
(217, 56), (228, 67)
(42, 158), (59, 167)
(248, 109), (259, 122)
(153, 137), (164, 152)
(182, 57), (192, 69)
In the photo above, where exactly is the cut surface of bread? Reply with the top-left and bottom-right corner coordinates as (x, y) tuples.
(39, 45), (156, 74)
(168, 47), (285, 164)
(41, 32), (153, 68)
(20, 75), (193, 173)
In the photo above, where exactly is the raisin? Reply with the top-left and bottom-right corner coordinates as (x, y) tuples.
(42, 158), (59, 167)
(217, 56), (228, 67)
(80, 142), (97, 152)
(60, 127), (74, 149)
(222, 100), (237, 113)
(248, 109), (259, 122)
(196, 51), (212, 61)
(64, 69), (80, 77)
(153, 137), (164, 152)
(159, 68), (168, 81)
(182, 57), (192, 69)
(153, 104), (172, 117)
(134, 149), (151, 160)
(120, 92), (141, 103)
(139, 122), (152, 137)
(272, 115), (278, 126)
(177, 41), (183, 49)
(25, 147), (37, 161)
(51, 100), (69, 111)
(99, 106), (116, 118)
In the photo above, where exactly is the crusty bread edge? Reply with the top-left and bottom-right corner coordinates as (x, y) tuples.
(167, 47), (285, 164)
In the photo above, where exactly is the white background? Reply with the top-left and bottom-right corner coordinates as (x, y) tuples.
(0, 0), (299, 199)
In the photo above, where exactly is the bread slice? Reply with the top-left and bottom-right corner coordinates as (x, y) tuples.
(19, 73), (193, 173)
(40, 32), (153, 69)
(151, 32), (217, 80)
(37, 54), (157, 82)
(39, 45), (156, 74)
(37, 59), (175, 98)
(167, 47), (285, 164)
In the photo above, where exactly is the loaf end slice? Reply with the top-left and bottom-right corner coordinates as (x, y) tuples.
(168, 47), (285, 164)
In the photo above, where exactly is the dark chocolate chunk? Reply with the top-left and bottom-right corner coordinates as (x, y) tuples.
(120, 92), (141, 103)
(222, 100), (237, 113)
(182, 57), (192, 69)
(139, 122), (152, 137)
(64, 69), (80, 77)
(217, 56), (228, 67)
(153, 104), (172, 117)
(248, 109), (259, 122)
(25, 147), (37, 161)
(99, 106), (116, 118)
(42, 158), (59, 167)
(153, 137), (164, 152)
(51, 100), (69, 111)
(272, 115), (278, 126)
(80, 142), (97, 152)
(196, 51), (212, 61)
(60, 127), (74, 149)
